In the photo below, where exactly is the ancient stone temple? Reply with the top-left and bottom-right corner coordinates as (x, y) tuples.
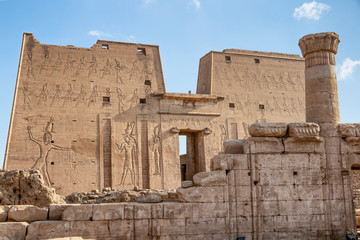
(3, 33), (305, 195)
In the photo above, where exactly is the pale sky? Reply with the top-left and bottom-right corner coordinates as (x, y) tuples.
(0, 0), (359, 168)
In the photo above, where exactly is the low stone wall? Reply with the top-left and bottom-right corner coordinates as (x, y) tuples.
(1, 122), (359, 239)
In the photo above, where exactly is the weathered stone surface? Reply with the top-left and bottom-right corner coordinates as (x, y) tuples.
(69, 221), (110, 238)
(45, 238), (83, 240)
(244, 137), (284, 154)
(248, 123), (287, 137)
(284, 137), (324, 153)
(8, 205), (48, 222)
(181, 180), (194, 188)
(177, 187), (224, 203)
(0, 222), (28, 240)
(26, 221), (71, 239)
(61, 205), (93, 221)
(193, 170), (227, 187)
(0, 206), (10, 222)
(0, 169), (65, 207)
(211, 154), (235, 171)
(288, 122), (320, 138)
(92, 203), (124, 220)
(223, 139), (245, 154)
(339, 123), (360, 137)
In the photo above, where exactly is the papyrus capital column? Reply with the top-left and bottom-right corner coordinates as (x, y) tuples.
(299, 32), (340, 123)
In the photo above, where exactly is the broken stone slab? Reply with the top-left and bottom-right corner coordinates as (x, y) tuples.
(0, 222), (28, 240)
(44, 238), (83, 240)
(193, 170), (227, 187)
(181, 180), (194, 188)
(135, 190), (162, 203)
(49, 204), (80, 220)
(177, 186), (224, 203)
(339, 123), (360, 137)
(248, 123), (287, 137)
(211, 154), (235, 171)
(223, 139), (245, 154)
(243, 137), (284, 154)
(0, 206), (10, 222)
(8, 205), (48, 222)
(62, 205), (93, 221)
(288, 122), (320, 138)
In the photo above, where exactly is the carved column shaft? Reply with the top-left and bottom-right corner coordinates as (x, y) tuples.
(298, 32), (340, 123)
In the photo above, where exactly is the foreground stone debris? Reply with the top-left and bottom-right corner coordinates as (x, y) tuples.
(0, 169), (65, 207)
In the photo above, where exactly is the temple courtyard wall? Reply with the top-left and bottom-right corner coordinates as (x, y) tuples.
(1, 122), (360, 239)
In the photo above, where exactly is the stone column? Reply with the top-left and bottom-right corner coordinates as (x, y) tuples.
(298, 32), (340, 123)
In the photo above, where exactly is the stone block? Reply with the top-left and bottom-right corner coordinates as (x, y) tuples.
(45, 238), (83, 240)
(235, 185), (252, 202)
(232, 154), (249, 170)
(160, 219), (186, 236)
(244, 137), (284, 154)
(151, 204), (163, 219)
(133, 203), (152, 219)
(193, 170), (227, 187)
(181, 180), (193, 188)
(248, 123), (287, 137)
(288, 122), (320, 138)
(177, 186), (224, 203)
(185, 217), (226, 235)
(109, 220), (134, 238)
(69, 221), (110, 238)
(339, 123), (359, 137)
(163, 203), (192, 219)
(233, 170), (251, 186)
(211, 154), (235, 171)
(135, 190), (162, 203)
(223, 139), (244, 154)
(0, 222), (28, 240)
(124, 204), (134, 219)
(345, 137), (360, 154)
(281, 153), (310, 169)
(256, 154), (282, 170)
(8, 205), (48, 222)
(49, 204), (79, 220)
(92, 203), (124, 220)
(26, 221), (70, 240)
(192, 202), (227, 218)
(62, 205), (93, 221)
(284, 137), (324, 153)
(134, 219), (151, 239)
(0, 206), (10, 222)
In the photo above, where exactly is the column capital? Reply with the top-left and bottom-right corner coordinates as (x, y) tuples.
(299, 32), (340, 68)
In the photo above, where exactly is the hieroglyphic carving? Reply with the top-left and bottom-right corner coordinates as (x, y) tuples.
(151, 125), (161, 176)
(105, 88), (111, 97)
(26, 52), (34, 78)
(51, 85), (61, 105)
(53, 53), (62, 74)
(63, 83), (74, 106)
(39, 50), (51, 75)
(129, 60), (139, 82)
(142, 61), (153, 75)
(76, 84), (86, 106)
(37, 83), (49, 105)
(116, 88), (126, 113)
(243, 68), (250, 89)
(287, 73), (296, 91)
(27, 117), (71, 186)
(296, 75), (304, 90)
(101, 58), (112, 78)
(88, 56), (98, 77)
(114, 59), (126, 84)
(88, 85), (98, 106)
(220, 124), (228, 151)
(116, 121), (138, 186)
(23, 87), (32, 110)
(242, 122), (249, 137)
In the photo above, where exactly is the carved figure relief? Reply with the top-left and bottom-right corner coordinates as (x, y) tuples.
(243, 68), (250, 88)
(63, 83), (74, 106)
(75, 57), (86, 76)
(51, 85), (61, 105)
(88, 85), (98, 106)
(114, 59), (126, 84)
(151, 125), (161, 176)
(26, 52), (34, 78)
(53, 53), (62, 75)
(27, 117), (71, 186)
(106, 88), (111, 97)
(116, 88), (126, 113)
(116, 121), (138, 186)
(129, 89), (139, 107)
(76, 84), (86, 106)
(23, 87), (32, 110)
(143, 61), (153, 75)
(39, 51), (51, 75)
(287, 73), (296, 91)
(101, 58), (112, 78)
(242, 122), (249, 137)
(262, 75), (271, 89)
(129, 60), (139, 82)
(296, 75), (304, 90)
(88, 56), (98, 77)
(64, 55), (75, 73)
(220, 124), (228, 151)
(37, 83), (49, 105)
